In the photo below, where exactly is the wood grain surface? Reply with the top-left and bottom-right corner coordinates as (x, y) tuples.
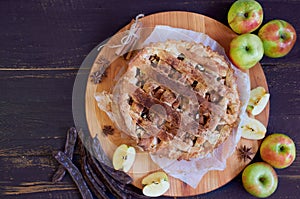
(0, 1), (299, 199)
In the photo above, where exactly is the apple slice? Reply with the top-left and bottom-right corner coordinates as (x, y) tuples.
(112, 144), (136, 172)
(240, 116), (266, 140)
(142, 172), (170, 197)
(247, 86), (270, 116)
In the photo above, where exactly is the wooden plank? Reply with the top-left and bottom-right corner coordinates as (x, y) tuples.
(1, 156), (299, 199)
(0, 48), (298, 199)
(0, 0), (299, 198)
(0, 154), (81, 198)
(0, 155), (79, 182)
(1, 190), (81, 199)
(0, 70), (81, 198)
(0, 0), (299, 69)
(0, 70), (76, 140)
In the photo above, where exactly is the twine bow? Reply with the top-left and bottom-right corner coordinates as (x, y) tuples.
(97, 14), (144, 53)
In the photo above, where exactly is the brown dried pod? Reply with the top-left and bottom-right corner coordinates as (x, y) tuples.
(53, 151), (93, 199)
(52, 127), (78, 182)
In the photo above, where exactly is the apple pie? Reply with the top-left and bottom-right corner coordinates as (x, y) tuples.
(96, 40), (241, 160)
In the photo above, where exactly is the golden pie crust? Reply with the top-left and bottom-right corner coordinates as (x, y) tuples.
(98, 40), (241, 160)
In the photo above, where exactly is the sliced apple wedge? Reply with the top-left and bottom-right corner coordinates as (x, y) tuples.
(112, 144), (136, 172)
(143, 180), (170, 197)
(240, 116), (267, 140)
(251, 93), (270, 115)
(247, 86), (270, 116)
(142, 172), (170, 197)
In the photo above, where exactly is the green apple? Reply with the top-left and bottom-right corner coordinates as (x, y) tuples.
(228, 0), (263, 34)
(258, 19), (297, 58)
(229, 33), (264, 70)
(260, 133), (296, 169)
(242, 162), (278, 198)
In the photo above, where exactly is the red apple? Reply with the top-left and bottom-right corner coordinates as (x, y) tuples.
(242, 162), (278, 198)
(260, 133), (296, 169)
(228, 0), (263, 34)
(258, 20), (297, 58)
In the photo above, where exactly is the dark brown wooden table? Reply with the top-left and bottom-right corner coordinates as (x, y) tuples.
(0, 0), (299, 198)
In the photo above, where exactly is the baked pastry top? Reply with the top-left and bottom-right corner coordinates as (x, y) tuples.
(99, 40), (241, 160)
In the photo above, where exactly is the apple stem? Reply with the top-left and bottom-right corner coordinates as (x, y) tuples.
(259, 177), (266, 183)
(280, 145), (285, 152)
(280, 34), (286, 40)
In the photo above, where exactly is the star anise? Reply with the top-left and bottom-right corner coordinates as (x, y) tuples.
(95, 56), (110, 67)
(238, 145), (254, 162)
(90, 56), (110, 84)
(90, 70), (107, 84)
(102, 125), (114, 136)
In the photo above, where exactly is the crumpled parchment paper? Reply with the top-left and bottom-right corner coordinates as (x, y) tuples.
(143, 25), (250, 188)
(95, 25), (250, 188)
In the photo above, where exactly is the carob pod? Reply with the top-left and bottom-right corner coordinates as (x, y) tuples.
(78, 138), (107, 191)
(87, 151), (123, 189)
(78, 139), (110, 199)
(78, 134), (174, 198)
(78, 136), (128, 198)
(119, 184), (150, 199)
(88, 136), (150, 198)
(86, 162), (108, 192)
(52, 127), (78, 182)
(89, 151), (132, 185)
(91, 136), (133, 184)
(53, 151), (93, 199)
(86, 147), (150, 199)
(52, 128), (173, 198)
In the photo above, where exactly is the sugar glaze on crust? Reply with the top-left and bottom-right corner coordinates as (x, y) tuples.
(98, 40), (241, 160)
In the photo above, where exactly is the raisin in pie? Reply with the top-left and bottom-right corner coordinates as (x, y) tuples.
(96, 40), (241, 160)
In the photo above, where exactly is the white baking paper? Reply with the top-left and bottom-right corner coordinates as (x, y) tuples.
(143, 25), (250, 188)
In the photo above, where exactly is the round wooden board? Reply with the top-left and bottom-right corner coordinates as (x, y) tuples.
(85, 11), (270, 197)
